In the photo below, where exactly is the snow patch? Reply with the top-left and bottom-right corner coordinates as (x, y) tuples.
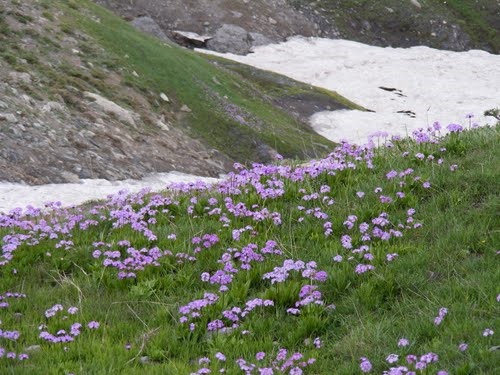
(199, 37), (499, 144)
(0, 172), (220, 214)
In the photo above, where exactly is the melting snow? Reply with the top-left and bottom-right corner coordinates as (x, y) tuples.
(200, 37), (499, 143)
(0, 172), (220, 213)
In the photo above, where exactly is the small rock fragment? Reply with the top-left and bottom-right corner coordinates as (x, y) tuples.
(0, 113), (18, 123)
(25, 345), (41, 353)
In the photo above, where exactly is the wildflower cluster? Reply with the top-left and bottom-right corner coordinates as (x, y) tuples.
(0, 122), (496, 372)
(38, 304), (99, 344)
(0, 292), (28, 361)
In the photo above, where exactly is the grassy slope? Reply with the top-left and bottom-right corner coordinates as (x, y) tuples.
(0, 0), (362, 167)
(57, 0), (340, 162)
(0, 125), (498, 374)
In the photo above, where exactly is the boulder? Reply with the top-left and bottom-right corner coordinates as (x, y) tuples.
(8, 72), (32, 85)
(41, 101), (65, 113)
(84, 92), (137, 127)
(0, 113), (18, 123)
(130, 16), (171, 42)
(206, 24), (252, 55)
(249, 32), (272, 48)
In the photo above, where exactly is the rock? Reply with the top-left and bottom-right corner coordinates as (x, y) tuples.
(0, 100), (7, 109)
(25, 345), (41, 353)
(157, 120), (170, 131)
(140, 356), (150, 364)
(0, 113), (18, 123)
(231, 11), (243, 19)
(160, 93), (170, 102)
(249, 32), (272, 48)
(21, 95), (35, 106)
(172, 30), (212, 48)
(41, 101), (65, 113)
(8, 72), (32, 85)
(430, 21), (471, 50)
(84, 92), (137, 127)
(409, 0), (422, 8)
(132, 70), (139, 77)
(79, 129), (96, 139)
(130, 16), (171, 42)
(180, 105), (192, 113)
(206, 24), (252, 55)
(61, 171), (81, 183)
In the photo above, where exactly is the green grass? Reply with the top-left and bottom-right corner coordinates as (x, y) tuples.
(0, 126), (498, 374)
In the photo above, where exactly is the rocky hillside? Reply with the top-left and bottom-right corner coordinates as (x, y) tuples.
(290, 0), (500, 53)
(96, 0), (499, 54)
(0, 0), (360, 184)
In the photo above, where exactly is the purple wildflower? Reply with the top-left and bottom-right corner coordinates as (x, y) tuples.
(447, 123), (463, 133)
(398, 338), (409, 347)
(87, 321), (100, 329)
(386, 354), (399, 363)
(215, 352), (226, 361)
(360, 357), (372, 373)
(483, 328), (494, 336)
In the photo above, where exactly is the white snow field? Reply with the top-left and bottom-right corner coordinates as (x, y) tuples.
(2, 37), (499, 212)
(200, 37), (499, 144)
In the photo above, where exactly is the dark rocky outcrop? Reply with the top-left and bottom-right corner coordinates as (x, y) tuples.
(95, 0), (499, 54)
